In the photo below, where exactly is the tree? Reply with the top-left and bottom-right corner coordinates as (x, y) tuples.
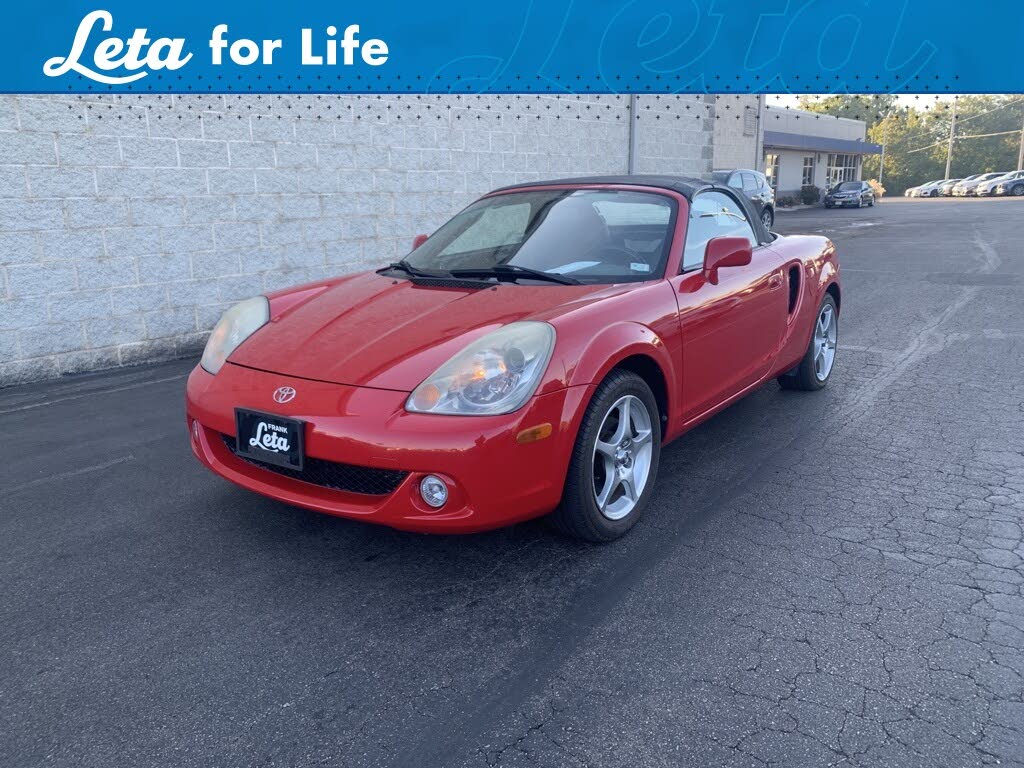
(797, 95), (898, 131)
(923, 95), (1023, 179)
(865, 109), (945, 194)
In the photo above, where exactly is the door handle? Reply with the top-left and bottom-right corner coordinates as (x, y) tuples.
(768, 274), (783, 290)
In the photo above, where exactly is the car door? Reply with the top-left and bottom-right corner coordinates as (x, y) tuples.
(669, 190), (788, 423)
(742, 172), (764, 209)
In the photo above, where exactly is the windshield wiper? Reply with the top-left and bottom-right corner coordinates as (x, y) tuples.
(449, 264), (581, 286)
(380, 259), (453, 279)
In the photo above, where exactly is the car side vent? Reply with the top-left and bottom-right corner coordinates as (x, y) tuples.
(788, 266), (800, 314)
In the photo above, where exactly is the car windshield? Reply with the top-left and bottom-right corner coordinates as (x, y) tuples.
(979, 173), (1004, 180)
(835, 182), (862, 191)
(403, 189), (676, 284)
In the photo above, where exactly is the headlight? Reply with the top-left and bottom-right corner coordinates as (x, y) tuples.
(200, 296), (270, 375)
(406, 321), (555, 415)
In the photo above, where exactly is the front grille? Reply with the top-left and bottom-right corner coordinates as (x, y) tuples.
(221, 435), (407, 496)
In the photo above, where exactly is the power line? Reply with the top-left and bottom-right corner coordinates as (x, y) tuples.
(905, 128), (1023, 154)
(951, 96), (1024, 126)
(898, 96), (1024, 154)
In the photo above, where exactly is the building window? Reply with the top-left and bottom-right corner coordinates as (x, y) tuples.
(743, 106), (757, 137)
(765, 153), (780, 189)
(802, 155), (815, 186)
(826, 154), (858, 186)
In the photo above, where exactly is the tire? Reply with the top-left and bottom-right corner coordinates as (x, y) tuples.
(778, 294), (839, 392)
(549, 369), (661, 542)
(856, 198), (863, 208)
(868, 197), (875, 207)
(761, 207), (774, 229)
(1013, 184), (1024, 196)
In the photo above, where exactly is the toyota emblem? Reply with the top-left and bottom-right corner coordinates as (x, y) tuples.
(273, 386), (296, 404)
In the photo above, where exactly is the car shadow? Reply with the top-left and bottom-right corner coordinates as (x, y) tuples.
(199, 376), (830, 601)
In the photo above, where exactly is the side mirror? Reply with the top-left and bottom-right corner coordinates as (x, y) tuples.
(703, 236), (752, 285)
(412, 233), (429, 250)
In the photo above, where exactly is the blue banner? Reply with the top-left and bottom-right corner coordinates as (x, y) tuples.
(7, 0), (1023, 94)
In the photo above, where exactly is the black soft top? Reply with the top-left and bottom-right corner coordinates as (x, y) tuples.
(492, 175), (773, 244)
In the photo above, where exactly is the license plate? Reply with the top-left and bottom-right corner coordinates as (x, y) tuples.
(234, 408), (305, 471)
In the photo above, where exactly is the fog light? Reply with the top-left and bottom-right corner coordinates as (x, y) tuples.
(419, 475), (448, 508)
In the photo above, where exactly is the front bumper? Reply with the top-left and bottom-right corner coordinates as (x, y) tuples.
(186, 363), (591, 533)
(825, 197), (860, 207)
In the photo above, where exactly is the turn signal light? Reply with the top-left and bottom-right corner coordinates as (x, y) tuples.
(516, 423), (553, 444)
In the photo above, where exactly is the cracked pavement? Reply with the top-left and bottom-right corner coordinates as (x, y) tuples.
(1, 198), (1022, 767)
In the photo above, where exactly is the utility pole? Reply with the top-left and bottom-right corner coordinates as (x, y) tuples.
(878, 142), (885, 186)
(1018, 109), (1024, 170)
(944, 96), (958, 180)
(627, 94), (639, 175)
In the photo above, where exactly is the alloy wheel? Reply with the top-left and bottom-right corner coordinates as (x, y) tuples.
(813, 303), (838, 381)
(592, 395), (654, 520)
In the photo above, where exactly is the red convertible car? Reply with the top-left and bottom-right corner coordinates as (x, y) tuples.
(187, 176), (840, 541)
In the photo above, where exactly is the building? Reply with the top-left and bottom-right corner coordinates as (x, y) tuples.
(1, 93), (733, 386)
(761, 105), (881, 198)
(710, 95), (763, 171)
(7, 94), (890, 386)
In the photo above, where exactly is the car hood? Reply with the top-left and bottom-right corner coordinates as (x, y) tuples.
(228, 271), (613, 390)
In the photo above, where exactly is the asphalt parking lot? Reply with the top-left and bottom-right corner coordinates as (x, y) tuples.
(2, 197), (1023, 768)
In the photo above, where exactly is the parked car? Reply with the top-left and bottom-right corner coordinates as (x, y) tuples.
(187, 176), (840, 541)
(947, 174), (985, 196)
(937, 179), (962, 196)
(985, 170), (1024, 196)
(907, 180), (945, 197)
(974, 171), (1017, 196)
(824, 180), (874, 208)
(952, 172), (1007, 196)
(708, 169), (776, 228)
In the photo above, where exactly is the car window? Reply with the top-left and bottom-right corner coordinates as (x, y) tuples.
(406, 189), (677, 284)
(592, 200), (671, 226)
(727, 174), (743, 190)
(440, 203), (530, 256)
(741, 173), (758, 192)
(682, 191), (758, 272)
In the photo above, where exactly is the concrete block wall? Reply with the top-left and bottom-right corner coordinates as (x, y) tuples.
(711, 95), (762, 171)
(0, 93), (711, 386)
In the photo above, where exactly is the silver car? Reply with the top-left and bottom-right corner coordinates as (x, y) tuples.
(908, 180), (945, 198)
(952, 172), (1006, 196)
(991, 170), (1024, 196)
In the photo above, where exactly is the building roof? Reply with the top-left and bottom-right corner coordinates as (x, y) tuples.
(764, 105), (867, 126)
(764, 130), (882, 155)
